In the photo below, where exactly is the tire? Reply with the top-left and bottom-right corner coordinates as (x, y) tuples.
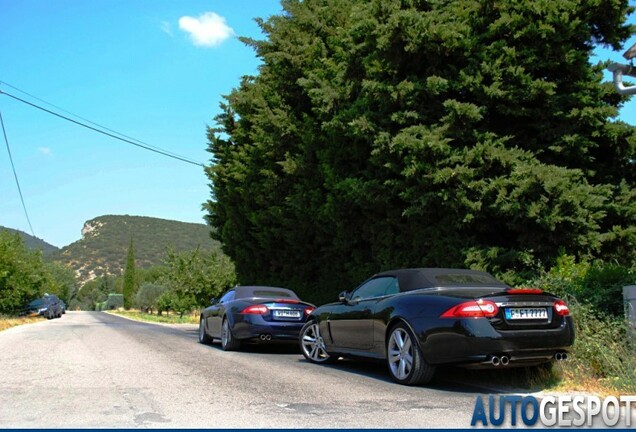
(221, 318), (241, 351)
(198, 317), (213, 344)
(386, 322), (435, 385)
(299, 320), (334, 364)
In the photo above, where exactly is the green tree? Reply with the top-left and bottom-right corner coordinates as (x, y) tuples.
(0, 231), (48, 313)
(122, 238), (136, 309)
(44, 261), (78, 305)
(134, 282), (167, 314)
(206, 0), (636, 304)
(160, 248), (236, 308)
(75, 277), (110, 310)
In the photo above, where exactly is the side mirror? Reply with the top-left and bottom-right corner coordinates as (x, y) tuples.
(210, 297), (218, 305)
(338, 291), (350, 303)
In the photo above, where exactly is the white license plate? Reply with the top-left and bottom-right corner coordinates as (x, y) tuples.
(505, 307), (548, 320)
(273, 310), (301, 319)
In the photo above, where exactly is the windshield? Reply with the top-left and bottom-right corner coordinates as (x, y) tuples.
(28, 299), (45, 308)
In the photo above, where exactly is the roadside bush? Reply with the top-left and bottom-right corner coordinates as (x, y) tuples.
(536, 255), (635, 318)
(565, 302), (636, 392)
(134, 283), (167, 314)
(531, 257), (636, 393)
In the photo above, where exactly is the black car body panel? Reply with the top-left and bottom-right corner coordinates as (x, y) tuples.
(306, 268), (574, 369)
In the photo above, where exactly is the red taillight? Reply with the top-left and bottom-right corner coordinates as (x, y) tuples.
(304, 306), (315, 315)
(553, 300), (570, 316)
(241, 305), (269, 315)
(506, 288), (543, 295)
(440, 300), (499, 318)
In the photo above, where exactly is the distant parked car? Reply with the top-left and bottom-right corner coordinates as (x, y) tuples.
(199, 286), (315, 351)
(299, 268), (575, 386)
(21, 295), (62, 319)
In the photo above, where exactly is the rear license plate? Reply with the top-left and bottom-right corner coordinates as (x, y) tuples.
(273, 310), (301, 319)
(505, 307), (548, 320)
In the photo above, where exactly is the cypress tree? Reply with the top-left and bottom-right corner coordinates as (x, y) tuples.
(122, 238), (136, 310)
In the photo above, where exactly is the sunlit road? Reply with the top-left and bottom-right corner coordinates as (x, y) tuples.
(0, 311), (501, 428)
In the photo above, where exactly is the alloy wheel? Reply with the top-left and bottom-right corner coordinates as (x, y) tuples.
(388, 327), (414, 380)
(301, 322), (331, 363)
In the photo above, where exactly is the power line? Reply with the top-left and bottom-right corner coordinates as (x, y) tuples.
(0, 80), (196, 162)
(0, 110), (35, 237)
(0, 87), (205, 168)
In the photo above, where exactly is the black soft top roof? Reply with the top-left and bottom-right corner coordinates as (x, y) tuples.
(373, 268), (508, 292)
(234, 285), (300, 300)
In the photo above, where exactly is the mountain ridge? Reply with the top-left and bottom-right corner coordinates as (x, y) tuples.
(0, 226), (60, 254)
(47, 215), (221, 283)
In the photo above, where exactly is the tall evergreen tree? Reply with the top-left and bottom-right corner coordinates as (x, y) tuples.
(122, 238), (136, 310)
(206, 0), (636, 304)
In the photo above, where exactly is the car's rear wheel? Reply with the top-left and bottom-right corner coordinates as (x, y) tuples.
(198, 317), (213, 344)
(221, 318), (241, 351)
(300, 320), (333, 364)
(386, 323), (435, 385)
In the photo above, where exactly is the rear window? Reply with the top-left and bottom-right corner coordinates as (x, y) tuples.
(235, 286), (300, 300)
(433, 273), (504, 286)
(253, 290), (295, 299)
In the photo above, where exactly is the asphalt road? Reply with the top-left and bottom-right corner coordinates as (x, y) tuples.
(0, 311), (526, 428)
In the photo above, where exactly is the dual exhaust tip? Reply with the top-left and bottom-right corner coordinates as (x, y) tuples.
(489, 352), (568, 366)
(490, 355), (510, 367)
(259, 333), (272, 341)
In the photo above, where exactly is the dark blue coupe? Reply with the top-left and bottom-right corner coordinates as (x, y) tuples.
(199, 285), (315, 351)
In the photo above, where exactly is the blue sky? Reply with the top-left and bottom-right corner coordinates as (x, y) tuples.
(1, 1), (635, 248)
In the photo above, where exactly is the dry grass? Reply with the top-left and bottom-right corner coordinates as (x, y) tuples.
(107, 309), (199, 324)
(0, 315), (45, 332)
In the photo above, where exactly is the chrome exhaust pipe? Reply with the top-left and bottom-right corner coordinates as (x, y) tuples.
(561, 353), (568, 361)
(500, 355), (510, 366)
(265, 334), (272, 341)
(259, 334), (272, 341)
(554, 352), (568, 361)
(491, 356), (501, 366)
(259, 334), (267, 341)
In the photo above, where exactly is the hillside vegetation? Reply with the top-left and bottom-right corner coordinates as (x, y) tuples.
(0, 227), (59, 255)
(50, 215), (221, 282)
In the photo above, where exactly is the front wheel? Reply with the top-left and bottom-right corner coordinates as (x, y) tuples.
(299, 320), (334, 364)
(198, 317), (213, 344)
(386, 323), (435, 385)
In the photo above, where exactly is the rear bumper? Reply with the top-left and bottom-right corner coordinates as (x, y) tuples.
(231, 315), (306, 341)
(418, 316), (575, 367)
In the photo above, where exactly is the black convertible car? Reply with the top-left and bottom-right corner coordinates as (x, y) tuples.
(199, 286), (315, 351)
(299, 268), (574, 385)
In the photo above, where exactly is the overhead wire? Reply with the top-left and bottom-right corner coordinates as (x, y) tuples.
(0, 110), (36, 237)
(0, 80), (199, 163)
(0, 84), (205, 167)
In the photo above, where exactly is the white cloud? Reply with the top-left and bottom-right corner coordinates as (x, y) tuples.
(38, 147), (52, 157)
(161, 21), (173, 37)
(178, 12), (234, 47)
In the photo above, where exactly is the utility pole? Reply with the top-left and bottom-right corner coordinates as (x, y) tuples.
(607, 41), (636, 95)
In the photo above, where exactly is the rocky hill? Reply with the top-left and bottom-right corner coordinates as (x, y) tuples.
(50, 215), (221, 282)
(0, 226), (59, 255)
